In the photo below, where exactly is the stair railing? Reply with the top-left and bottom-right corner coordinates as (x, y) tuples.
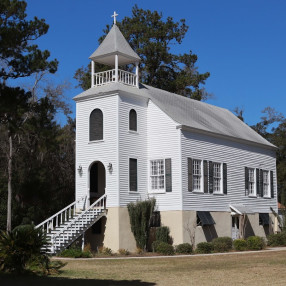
(51, 194), (107, 253)
(36, 196), (86, 233)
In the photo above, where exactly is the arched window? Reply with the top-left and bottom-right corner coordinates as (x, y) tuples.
(90, 108), (103, 141)
(129, 109), (137, 131)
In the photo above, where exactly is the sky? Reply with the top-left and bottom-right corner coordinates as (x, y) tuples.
(12, 0), (286, 126)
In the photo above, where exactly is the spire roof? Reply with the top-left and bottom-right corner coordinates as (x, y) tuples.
(89, 24), (141, 66)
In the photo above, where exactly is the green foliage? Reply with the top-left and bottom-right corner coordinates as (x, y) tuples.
(118, 249), (130, 255)
(74, 5), (210, 101)
(98, 246), (113, 256)
(60, 247), (92, 258)
(0, 224), (50, 273)
(127, 198), (156, 251)
(175, 243), (193, 254)
(246, 236), (266, 250)
(155, 226), (171, 244)
(195, 242), (214, 254)
(0, 0), (58, 80)
(233, 239), (248, 251)
(153, 241), (174, 255)
(212, 237), (233, 252)
(267, 232), (286, 247)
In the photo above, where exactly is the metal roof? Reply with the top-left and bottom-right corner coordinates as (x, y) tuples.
(73, 82), (276, 149)
(89, 24), (141, 66)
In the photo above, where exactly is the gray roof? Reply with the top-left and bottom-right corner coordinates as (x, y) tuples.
(89, 25), (141, 66)
(73, 83), (275, 149)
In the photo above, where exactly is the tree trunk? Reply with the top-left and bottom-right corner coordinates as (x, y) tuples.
(7, 135), (12, 232)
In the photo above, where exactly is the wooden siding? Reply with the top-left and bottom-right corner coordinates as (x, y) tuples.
(181, 130), (278, 212)
(118, 94), (148, 206)
(75, 94), (119, 208)
(147, 100), (182, 211)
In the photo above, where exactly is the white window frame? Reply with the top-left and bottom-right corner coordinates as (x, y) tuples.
(213, 162), (223, 194)
(263, 170), (270, 198)
(149, 159), (165, 193)
(192, 159), (203, 193)
(248, 168), (256, 197)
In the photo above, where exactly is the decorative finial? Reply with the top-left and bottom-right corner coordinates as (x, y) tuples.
(111, 11), (118, 25)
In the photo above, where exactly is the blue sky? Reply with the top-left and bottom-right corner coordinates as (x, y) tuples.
(14, 0), (286, 126)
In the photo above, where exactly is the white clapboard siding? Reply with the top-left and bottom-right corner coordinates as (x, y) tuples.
(181, 130), (278, 213)
(118, 94), (148, 206)
(147, 100), (182, 211)
(75, 94), (119, 208)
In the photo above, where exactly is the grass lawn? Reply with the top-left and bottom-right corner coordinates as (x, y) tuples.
(1, 250), (286, 285)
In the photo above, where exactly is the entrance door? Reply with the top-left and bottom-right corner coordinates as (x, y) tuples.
(232, 216), (240, 240)
(89, 161), (105, 205)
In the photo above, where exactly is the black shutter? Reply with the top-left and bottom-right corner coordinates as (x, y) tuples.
(223, 163), (227, 195)
(209, 161), (213, 194)
(270, 171), (274, 198)
(203, 160), (208, 193)
(259, 169), (263, 197)
(129, 158), (137, 192)
(129, 109), (137, 131)
(165, 159), (172, 192)
(256, 168), (260, 197)
(90, 109), (103, 141)
(245, 167), (249, 196)
(188, 158), (193, 192)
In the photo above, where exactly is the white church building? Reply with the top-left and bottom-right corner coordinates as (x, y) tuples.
(37, 14), (278, 254)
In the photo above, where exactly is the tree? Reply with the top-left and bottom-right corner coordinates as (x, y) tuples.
(74, 5), (210, 100)
(0, 0), (58, 232)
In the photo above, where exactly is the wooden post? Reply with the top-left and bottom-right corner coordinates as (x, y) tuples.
(91, 60), (95, 87)
(115, 54), (118, 83)
(135, 62), (139, 88)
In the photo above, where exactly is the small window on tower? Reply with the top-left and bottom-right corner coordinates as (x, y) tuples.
(129, 109), (137, 131)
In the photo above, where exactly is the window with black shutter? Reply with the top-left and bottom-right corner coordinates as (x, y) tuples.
(129, 158), (137, 192)
(129, 109), (137, 131)
(90, 108), (103, 141)
(165, 158), (172, 192)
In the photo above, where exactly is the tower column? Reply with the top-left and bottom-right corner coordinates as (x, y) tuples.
(115, 54), (118, 82)
(91, 60), (95, 87)
(135, 62), (139, 88)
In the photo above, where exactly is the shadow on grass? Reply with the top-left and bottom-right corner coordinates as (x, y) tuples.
(0, 274), (156, 286)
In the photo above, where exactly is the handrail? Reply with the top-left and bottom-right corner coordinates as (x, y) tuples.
(51, 194), (107, 252)
(36, 196), (86, 233)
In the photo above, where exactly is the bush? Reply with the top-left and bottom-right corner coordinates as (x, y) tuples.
(233, 239), (247, 251)
(60, 247), (92, 258)
(155, 242), (174, 255)
(98, 246), (113, 256)
(246, 236), (265, 250)
(152, 240), (161, 252)
(0, 224), (50, 274)
(267, 232), (286, 247)
(118, 248), (130, 255)
(155, 226), (171, 244)
(212, 237), (233, 252)
(175, 243), (193, 254)
(195, 242), (214, 254)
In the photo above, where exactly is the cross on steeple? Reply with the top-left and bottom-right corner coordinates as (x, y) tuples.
(111, 11), (118, 25)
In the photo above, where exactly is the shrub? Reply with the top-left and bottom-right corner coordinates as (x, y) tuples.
(60, 247), (92, 258)
(152, 240), (161, 252)
(155, 226), (171, 244)
(175, 243), (193, 254)
(195, 242), (214, 254)
(155, 242), (174, 255)
(98, 246), (113, 256)
(0, 224), (50, 274)
(233, 239), (247, 251)
(127, 198), (156, 250)
(118, 248), (130, 255)
(246, 236), (266, 250)
(267, 232), (286, 247)
(212, 237), (233, 252)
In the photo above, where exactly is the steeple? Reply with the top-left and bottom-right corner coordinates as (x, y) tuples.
(89, 12), (141, 88)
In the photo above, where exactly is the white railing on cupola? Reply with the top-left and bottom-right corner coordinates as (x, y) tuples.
(93, 69), (138, 87)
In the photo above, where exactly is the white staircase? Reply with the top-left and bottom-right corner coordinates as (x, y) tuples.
(36, 194), (107, 254)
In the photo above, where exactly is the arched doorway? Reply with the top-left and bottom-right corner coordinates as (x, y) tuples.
(89, 161), (106, 205)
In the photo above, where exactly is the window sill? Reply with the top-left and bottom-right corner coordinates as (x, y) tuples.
(148, 190), (166, 194)
(248, 195), (257, 198)
(88, 140), (104, 144)
(263, 196), (272, 199)
(213, 192), (224, 196)
(128, 130), (139, 135)
(129, 191), (140, 194)
(191, 191), (204, 194)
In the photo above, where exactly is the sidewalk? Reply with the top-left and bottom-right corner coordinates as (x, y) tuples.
(52, 246), (286, 261)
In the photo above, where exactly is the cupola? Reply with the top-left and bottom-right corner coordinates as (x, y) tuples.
(89, 11), (141, 88)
